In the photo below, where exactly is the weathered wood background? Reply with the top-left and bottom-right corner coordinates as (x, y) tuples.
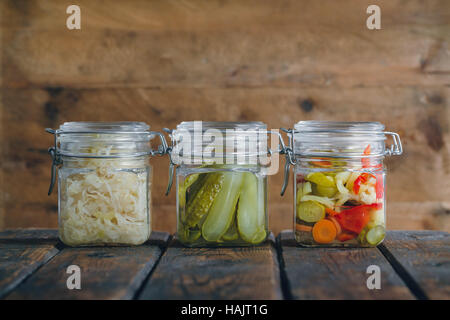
(0, 0), (449, 233)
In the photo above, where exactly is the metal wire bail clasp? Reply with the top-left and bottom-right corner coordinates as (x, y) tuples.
(280, 128), (296, 196)
(384, 132), (403, 156)
(45, 128), (62, 196)
(150, 131), (169, 156)
(162, 128), (176, 196)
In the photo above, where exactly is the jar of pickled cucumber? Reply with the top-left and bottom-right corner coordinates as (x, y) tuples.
(46, 122), (167, 246)
(281, 121), (402, 247)
(165, 121), (274, 247)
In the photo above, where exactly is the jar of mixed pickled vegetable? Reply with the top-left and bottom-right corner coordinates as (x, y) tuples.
(166, 121), (272, 247)
(46, 122), (167, 246)
(281, 121), (402, 247)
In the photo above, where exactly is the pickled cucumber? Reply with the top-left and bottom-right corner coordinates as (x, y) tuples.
(366, 225), (385, 246)
(237, 173), (266, 244)
(306, 172), (335, 187)
(185, 173), (200, 189)
(314, 184), (337, 197)
(178, 227), (202, 243)
(222, 210), (239, 241)
(297, 200), (325, 223)
(202, 172), (244, 242)
(178, 174), (200, 210)
(357, 226), (369, 245)
(185, 173), (224, 227)
(186, 174), (207, 203)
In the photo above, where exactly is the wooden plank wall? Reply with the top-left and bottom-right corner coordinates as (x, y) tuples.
(1, 0), (449, 234)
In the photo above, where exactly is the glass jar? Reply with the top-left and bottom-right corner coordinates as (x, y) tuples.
(281, 121), (402, 247)
(46, 122), (167, 246)
(166, 121), (274, 247)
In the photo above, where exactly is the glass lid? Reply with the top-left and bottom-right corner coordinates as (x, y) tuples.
(292, 121), (387, 158)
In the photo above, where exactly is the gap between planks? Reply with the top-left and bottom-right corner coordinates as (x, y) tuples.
(378, 231), (450, 300)
(0, 229), (61, 299)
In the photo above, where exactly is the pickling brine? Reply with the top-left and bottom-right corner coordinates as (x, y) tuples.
(177, 166), (268, 246)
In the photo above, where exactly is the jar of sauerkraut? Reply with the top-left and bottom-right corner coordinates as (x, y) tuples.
(46, 122), (167, 246)
(281, 121), (402, 247)
(165, 121), (279, 247)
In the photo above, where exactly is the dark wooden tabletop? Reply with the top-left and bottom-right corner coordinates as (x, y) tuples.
(0, 229), (448, 300)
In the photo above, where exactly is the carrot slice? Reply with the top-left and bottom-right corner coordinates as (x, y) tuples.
(312, 219), (337, 244)
(295, 224), (313, 232)
(327, 216), (342, 236)
(310, 160), (332, 168)
(325, 207), (339, 216)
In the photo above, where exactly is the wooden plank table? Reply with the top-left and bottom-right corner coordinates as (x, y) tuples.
(0, 229), (448, 300)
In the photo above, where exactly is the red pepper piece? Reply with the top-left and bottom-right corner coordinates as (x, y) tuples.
(352, 173), (375, 194)
(361, 144), (383, 169)
(353, 175), (363, 194)
(335, 203), (381, 234)
(375, 174), (384, 199)
(362, 145), (371, 168)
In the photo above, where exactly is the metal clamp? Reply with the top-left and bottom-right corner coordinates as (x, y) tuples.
(162, 128), (176, 195)
(150, 131), (169, 156)
(267, 130), (287, 155)
(279, 128), (296, 196)
(45, 128), (62, 195)
(384, 132), (403, 156)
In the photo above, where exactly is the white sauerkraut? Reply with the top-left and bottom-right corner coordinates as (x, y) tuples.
(59, 156), (151, 246)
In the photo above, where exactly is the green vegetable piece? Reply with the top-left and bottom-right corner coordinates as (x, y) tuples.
(185, 173), (200, 188)
(297, 181), (313, 205)
(324, 171), (337, 177)
(202, 172), (244, 242)
(186, 174), (207, 202)
(331, 160), (347, 167)
(237, 173), (266, 244)
(222, 211), (239, 241)
(178, 226), (201, 243)
(178, 174), (200, 210)
(303, 181), (312, 195)
(315, 184), (337, 197)
(306, 172), (335, 188)
(185, 173), (225, 227)
(296, 182), (304, 206)
(366, 225), (386, 246)
(357, 226), (369, 245)
(297, 200), (325, 223)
